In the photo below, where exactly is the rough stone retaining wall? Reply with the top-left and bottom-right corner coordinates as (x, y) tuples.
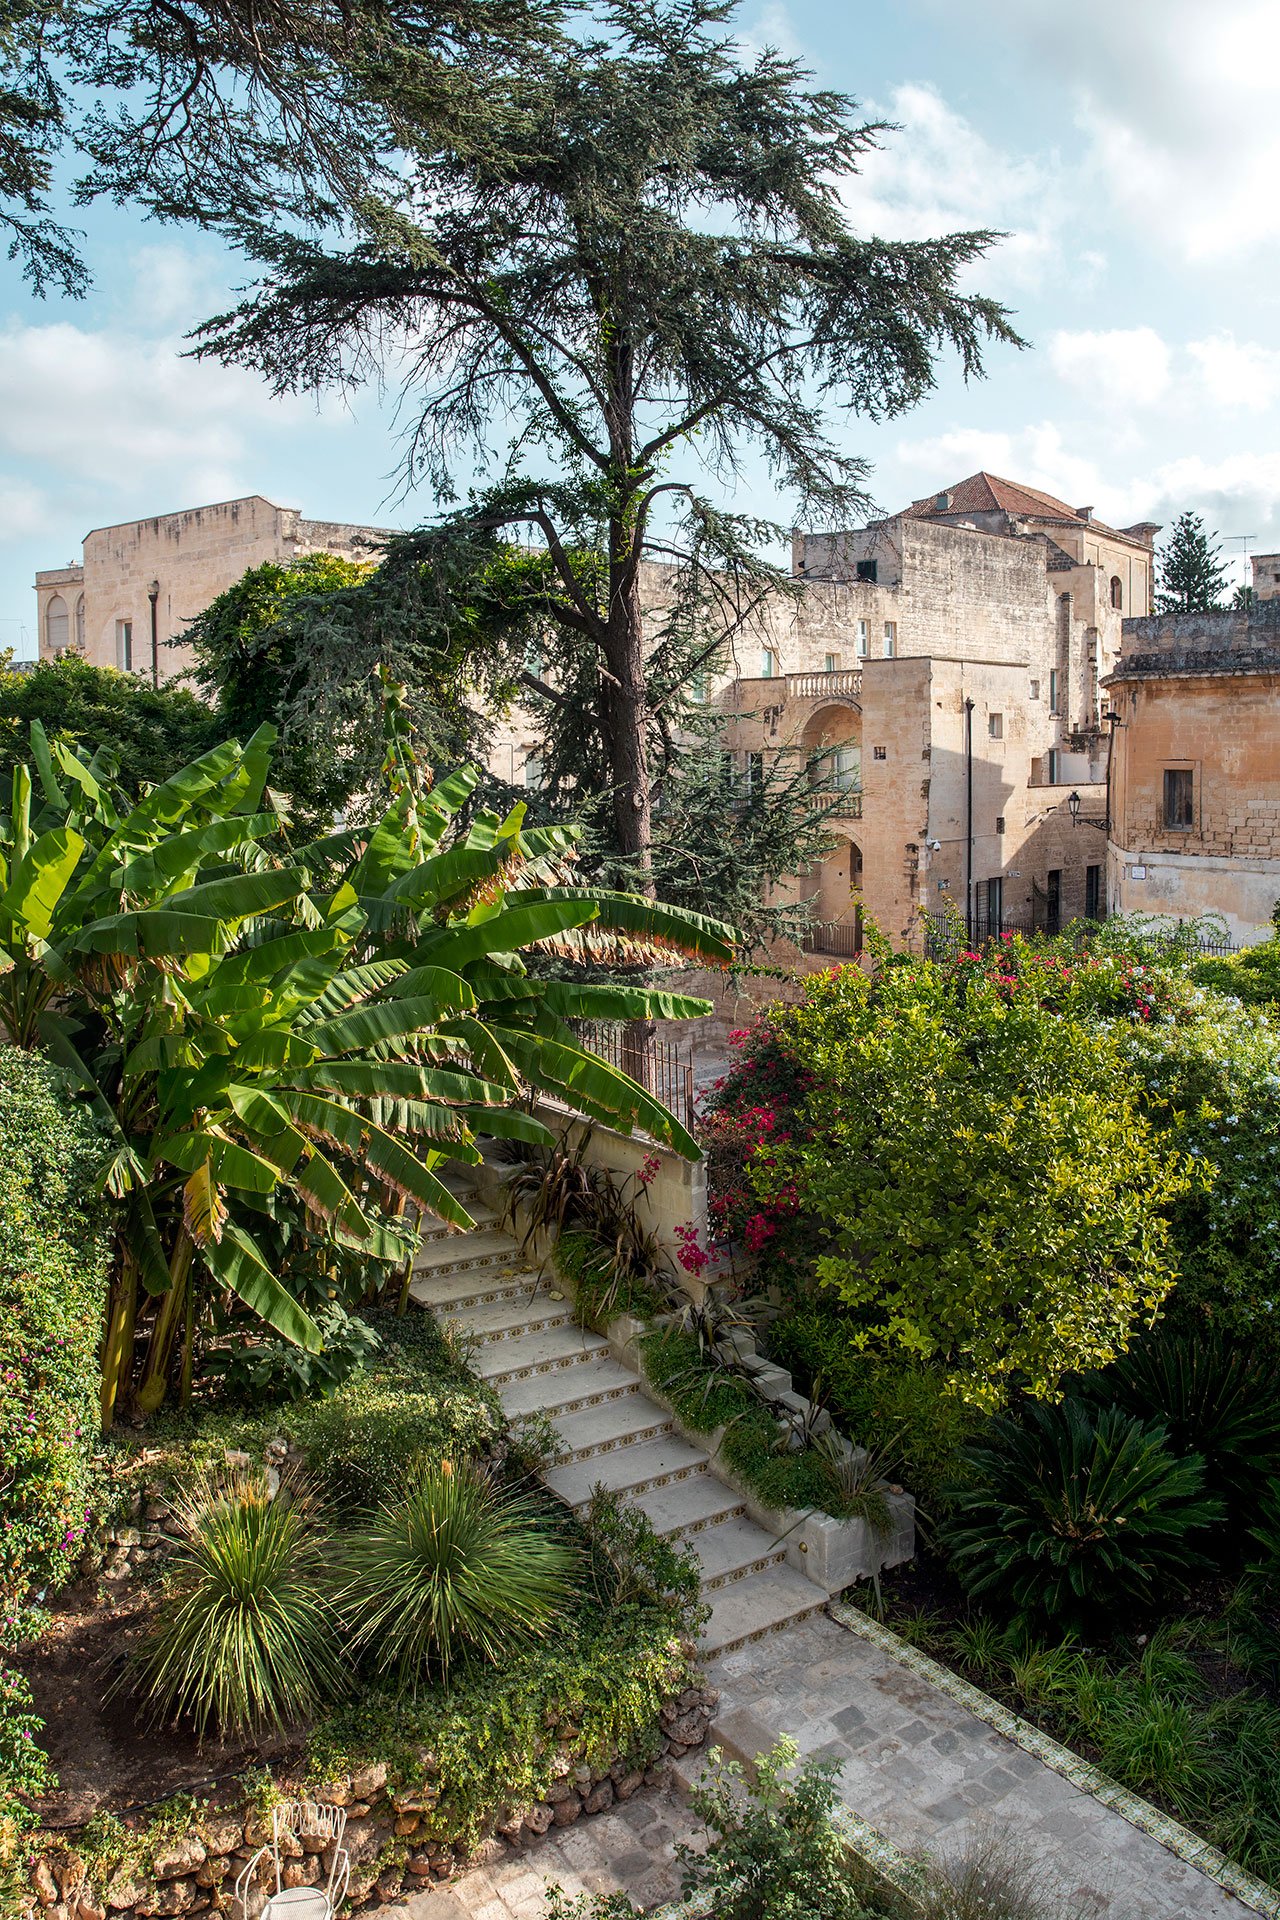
(20, 1687), (718, 1920)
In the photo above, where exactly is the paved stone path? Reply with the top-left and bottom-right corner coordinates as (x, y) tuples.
(389, 1610), (1262, 1920)
(387, 1787), (701, 1920)
(708, 1611), (1253, 1920)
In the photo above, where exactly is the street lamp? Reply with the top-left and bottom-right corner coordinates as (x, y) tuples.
(147, 580), (160, 688)
(1067, 789), (1081, 824)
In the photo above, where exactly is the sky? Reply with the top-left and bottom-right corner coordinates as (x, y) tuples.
(5, 0), (1280, 652)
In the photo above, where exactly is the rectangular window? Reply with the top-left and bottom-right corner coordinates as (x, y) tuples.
(855, 620), (868, 658)
(1164, 767), (1194, 830)
(985, 876), (1003, 926)
(883, 621), (897, 657)
(995, 816), (1005, 835)
(523, 752), (543, 790)
(873, 745), (887, 761)
(115, 620), (133, 672)
(1047, 749), (1059, 784)
(1049, 668), (1059, 714)
(1029, 678), (1040, 701)
(760, 649), (776, 679)
(1047, 868), (1062, 934)
(824, 652), (839, 673)
(1085, 863), (1102, 921)
(856, 558), (877, 583)
(988, 712), (1003, 740)
(747, 750), (765, 793)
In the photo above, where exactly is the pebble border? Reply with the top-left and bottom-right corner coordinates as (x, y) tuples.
(829, 1599), (1280, 1919)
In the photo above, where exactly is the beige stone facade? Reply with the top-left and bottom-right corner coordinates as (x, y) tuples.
(1105, 601), (1280, 945)
(35, 496), (392, 687)
(716, 474), (1156, 952)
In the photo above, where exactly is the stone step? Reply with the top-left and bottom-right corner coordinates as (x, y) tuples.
(544, 1433), (710, 1510)
(699, 1563), (828, 1657)
(413, 1228), (525, 1279)
(471, 1322), (609, 1385)
(632, 1473), (745, 1540)
(550, 1394), (674, 1462)
(689, 1515), (789, 1591)
(497, 1355), (644, 1421)
(408, 1263), (547, 1315)
(449, 1294), (571, 1345)
(419, 1204), (500, 1242)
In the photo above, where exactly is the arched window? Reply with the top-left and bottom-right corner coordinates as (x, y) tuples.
(45, 594), (69, 652)
(1110, 575), (1123, 610)
(74, 596), (85, 647)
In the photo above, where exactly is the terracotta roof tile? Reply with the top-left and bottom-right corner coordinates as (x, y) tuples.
(905, 471), (1127, 537)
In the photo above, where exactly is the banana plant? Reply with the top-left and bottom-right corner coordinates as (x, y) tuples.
(0, 721), (732, 1424)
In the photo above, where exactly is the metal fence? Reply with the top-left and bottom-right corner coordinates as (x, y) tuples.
(921, 913), (1240, 960)
(800, 920), (863, 958)
(571, 1021), (697, 1133)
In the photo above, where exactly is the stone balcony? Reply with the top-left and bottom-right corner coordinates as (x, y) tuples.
(730, 668), (863, 710)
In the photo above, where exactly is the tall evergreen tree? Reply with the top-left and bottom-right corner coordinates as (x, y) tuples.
(1156, 511), (1229, 614)
(0, 0), (556, 291)
(193, 0), (1019, 900)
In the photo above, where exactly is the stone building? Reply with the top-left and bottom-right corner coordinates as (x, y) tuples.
(1104, 588), (1280, 945)
(35, 496), (392, 687)
(719, 473), (1158, 952)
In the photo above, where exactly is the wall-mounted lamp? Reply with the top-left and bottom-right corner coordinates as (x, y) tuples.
(1067, 789), (1107, 831)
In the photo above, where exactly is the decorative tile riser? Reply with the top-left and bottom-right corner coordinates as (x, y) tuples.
(425, 1280), (538, 1313)
(562, 1420), (674, 1464)
(713, 1602), (826, 1657)
(414, 1251), (525, 1280)
(568, 1461), (711, 1512)
(701, 1552), (788, 1592)
(660, 1505), (748, 1542)
(486, 1351), (606, 1388)
(528, 1381), (643, 1418)
(469, 1311), (570, 1345)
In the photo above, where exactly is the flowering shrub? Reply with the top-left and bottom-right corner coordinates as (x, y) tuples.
(706, 963), (1198, 1407)
(699, 1017), (813, 1273)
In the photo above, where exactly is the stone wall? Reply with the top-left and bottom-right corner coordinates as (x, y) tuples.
(21, 1686), (716, 1920)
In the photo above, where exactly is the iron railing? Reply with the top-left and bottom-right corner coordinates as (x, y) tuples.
(800, 920), (863, 958)
(571, 1021), (697, 1133)
(921, 913), (1240, 960)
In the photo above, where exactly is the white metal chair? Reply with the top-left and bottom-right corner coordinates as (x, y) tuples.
(235, 1801), (351, 1920)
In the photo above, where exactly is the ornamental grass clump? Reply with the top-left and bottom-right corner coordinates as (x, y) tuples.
(341, 1458), (578, 1686)
(132, 1466), (343, 1739)
(940, 1399), (1224, 1630)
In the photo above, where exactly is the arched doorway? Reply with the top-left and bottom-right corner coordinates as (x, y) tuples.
(801, 702), (861, 800)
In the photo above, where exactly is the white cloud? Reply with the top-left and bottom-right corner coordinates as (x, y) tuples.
(954, 0), (1280, 263)
(837, 83), (1071, 293)
(0, 320), (325, 504)
(893, 422), (1114, 519)
(1048, 328), (1172, 409)
(1186, 334), (1280, 411)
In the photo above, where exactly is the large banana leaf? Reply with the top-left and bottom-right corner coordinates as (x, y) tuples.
(0, 827), (86, 941)
(204, 1222), (324, 1352)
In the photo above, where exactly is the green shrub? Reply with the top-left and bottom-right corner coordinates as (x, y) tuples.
(1194, 934), (1280, 1009)
(0, 1048), (108, 1630)
(1082, 1322), (1280, 1521)
(341, 1459), (579, 1685)
(1118, 998), (1280, 1356)
(640, 1324), (756, 1433)
(747, 964), (1194, 1406)
(132, 1466), (345, 1738)
(557, 1229), (663, 1328)
(283, 1311), (501, 1508)
(941, 1399), (1224, 1628)
(768, 1303), (984, 1516)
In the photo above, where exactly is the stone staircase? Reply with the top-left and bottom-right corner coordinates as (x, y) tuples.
(409, 1189), (830, 1658)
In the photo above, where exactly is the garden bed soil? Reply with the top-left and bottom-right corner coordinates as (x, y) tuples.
(12, 1577), (301, 1827)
